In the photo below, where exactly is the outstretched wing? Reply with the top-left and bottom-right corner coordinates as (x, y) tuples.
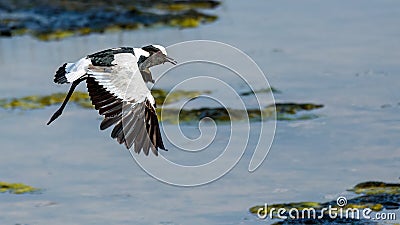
(86, 53), (166, 155)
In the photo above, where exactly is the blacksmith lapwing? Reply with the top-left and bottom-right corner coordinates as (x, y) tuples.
(47, 45), (176, 155)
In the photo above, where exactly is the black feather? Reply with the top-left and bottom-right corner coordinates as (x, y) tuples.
(87, 47), (135, 66)
(54, 63), (68, 84)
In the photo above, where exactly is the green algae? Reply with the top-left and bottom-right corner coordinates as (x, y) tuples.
(0, 181), (39, 194)
(151, 89), (210, 106)
(275, 103), (324, 114)
(0, 92), (93, 110)
(274, 103), (323, 121)
(349, 181), (400, 195)
(155, 1), (221, 12)
(250, 180), (400, 224)
(35, 30), (76, 42)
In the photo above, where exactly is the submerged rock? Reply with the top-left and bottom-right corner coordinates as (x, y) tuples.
(275, 103), (323, 121)
(0, 0), (220, 40)
(0, 181), (39, 194)
(239, 87), (281, 96)
(275, 103), (324, 114)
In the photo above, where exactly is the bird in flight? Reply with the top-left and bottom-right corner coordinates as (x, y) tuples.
(47, 45), (177, 156)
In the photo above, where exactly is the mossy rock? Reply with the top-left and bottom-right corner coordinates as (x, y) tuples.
(275, 103), (323, 114)
(159, 107), (235, 124)
(155, 1), (220, 12)
(240, 87), (281, 96)
(349, 181), (400, 195)
(0, 181), (39, 194)
(344, 194), (400, 210)
(0, 0), (221, 40)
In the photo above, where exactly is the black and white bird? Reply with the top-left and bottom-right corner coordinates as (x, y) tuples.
(47, 45), (176, 156)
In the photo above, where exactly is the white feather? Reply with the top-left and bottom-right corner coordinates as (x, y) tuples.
(152, 45), (167, 55)
(133, 48), (150, 60)
(65, 57), (91, 82)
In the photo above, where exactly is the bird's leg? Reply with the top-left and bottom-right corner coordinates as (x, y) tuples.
(47, 77), (86, 125)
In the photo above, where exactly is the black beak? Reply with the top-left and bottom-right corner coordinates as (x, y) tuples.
(165, 56), (177, 65)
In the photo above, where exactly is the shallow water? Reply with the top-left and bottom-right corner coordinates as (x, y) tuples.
(0, 0), (399, 224)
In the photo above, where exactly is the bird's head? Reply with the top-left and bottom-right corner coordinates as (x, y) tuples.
(141, 44), (177, 66)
